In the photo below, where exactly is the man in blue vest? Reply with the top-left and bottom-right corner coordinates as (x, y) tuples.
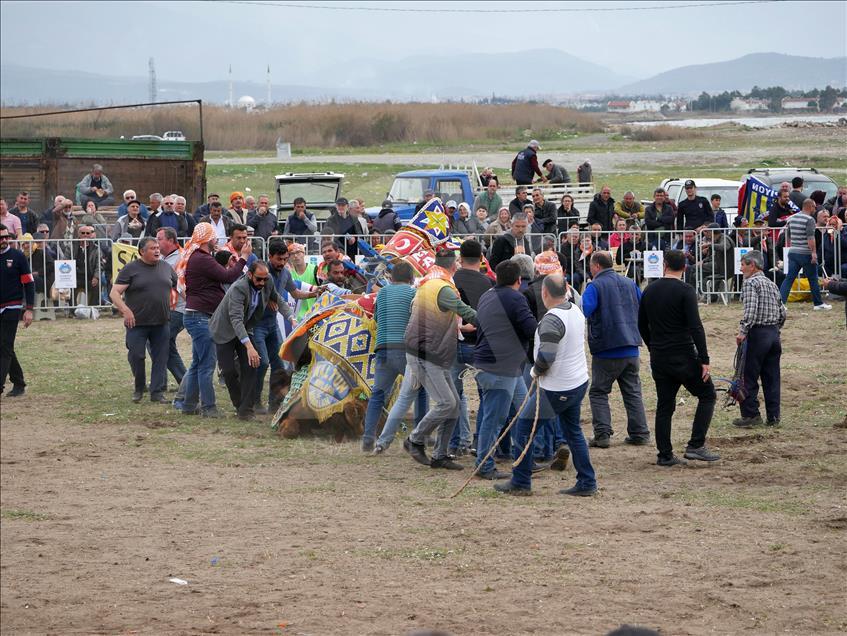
(511, 140), (547, 186)
(582, 251), (651, 448)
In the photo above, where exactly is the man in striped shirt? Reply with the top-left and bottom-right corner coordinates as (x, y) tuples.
(734, 250), (786, 428)
(779, 199), (832, 310)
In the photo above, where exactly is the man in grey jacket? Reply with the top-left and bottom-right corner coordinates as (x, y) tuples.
(209, 260), (289, 420)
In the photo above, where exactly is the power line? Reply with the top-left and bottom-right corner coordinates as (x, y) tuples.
(210, 0), (775, 13)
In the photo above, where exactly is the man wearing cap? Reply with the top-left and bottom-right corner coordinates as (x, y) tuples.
(414, 189), (435, 213)
(227, 192), (246, 225)
(372, 199), (401, 234)
(511, 140), (547, 186)
(677, 180), (714, 231)
(193, 193), (221, 223)
(444, 200), (459, 232)
(473, 180), (503, 223)
(542, 159), (570, 184)
(322, 197), (358, 258)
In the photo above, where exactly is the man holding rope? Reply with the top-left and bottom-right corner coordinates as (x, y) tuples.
(494, 274), (596, 497)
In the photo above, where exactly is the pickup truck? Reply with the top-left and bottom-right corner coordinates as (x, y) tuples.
(657, 177), (742, 219)
(367, 163), (595, 223)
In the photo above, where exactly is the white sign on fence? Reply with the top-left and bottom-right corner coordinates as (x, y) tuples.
(54, 260), (77, 288)
(734, 247), (752, 274)
(783, 248), (791, 274)
(643, 250), (664, 278)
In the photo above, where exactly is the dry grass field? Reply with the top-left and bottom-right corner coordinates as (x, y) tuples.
(1, 304), (845, 635)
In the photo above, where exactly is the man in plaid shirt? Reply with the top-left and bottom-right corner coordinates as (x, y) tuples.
(734, 250), (786, 428)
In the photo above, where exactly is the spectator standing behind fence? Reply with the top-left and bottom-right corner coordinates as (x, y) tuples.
(587, 186), (615, 231)
(209, 261), (285, 421)
(638, 249), (720, 466)
(116, 190), (150, 221)
(76, 164), (115, 208)
(146, 195), (191, 239)
(710, 194), (729, 228)
(111, 199), (146, 242)
(157, 228), (187, 393)
(349, 199), (370, 239)
(512, 140), (546, 185)
(193, 193), (220, 223)
(0, 224), (34, 398)
(473, 181), (503, 223)
(23, 233), (55, 320)
(819, 216), (847, 278)
(372, 200), (401, 235)
(174, 223), (250, 418)
(109, 237), (176, 404)
(247, 195), (277, 240)
(779, 199), (832, 311)
(283, 197), (318, 237)
(0, 200), (23, 238)
(733, 250), (786, 429)
(768, 186), (794, 229)
(74, 225), (102, 306)
(227, 192), (247, 225)
(10, 192), (38, 236)
(677, 180), (714, 231)
(582, 252), (651, 449)
(614, 191), (643, 223)
(577, 160), (592, 184)
(489, 213), (532, 270)
(200, 201), (233, 247)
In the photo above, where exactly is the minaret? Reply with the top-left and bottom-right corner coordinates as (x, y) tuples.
(228, 65), (233, 108)
(266, 65), (272, 107)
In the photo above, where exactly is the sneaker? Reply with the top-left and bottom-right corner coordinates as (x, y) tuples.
(132, 390), (144, 404)
(589, 435), (610, 449)
(201, 409), (223, 419)
(477, 468), (510, 480)
(683, 446), (721, 462)
(361, 440), (375, 453)
(150, 393), (167, 404)
(559, 485), (597, 497)
(403, 437), (430, 466)
(494, 481), (531, 496)
(624, 435), (651, 446)
(733, 414), (763, 428)
(531, 462), (549, 474)
(7, 385), (25, 397)
(657, 455), (687, 467)
(430, 457), (464, 470)
(455, 446), (470, 457)
(254, 404), (269, 415)
(766, 418), (781, 427)
(372, 444), (386, 456)
(550, 445), (571, 472)
(812, 303), (832, 311)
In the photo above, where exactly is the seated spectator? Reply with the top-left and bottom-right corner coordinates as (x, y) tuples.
(146, 194), (192, 238)
(558, 228), (584, 289)
(111, 199), (147, 242)
(73, 225), (104, 305)
(454, 202), (485, 236)
(672, 229), (698, 286)
(323, 196), (358, 257)
(699, 223), (735, 286)
(35, 223), (57, 259)
(614, 191), (643, 222)
(10, 191), (39, 236)
(608, 219), (631, 250)
(479, 167), (498, 187)
(619, 225), (646, 283)
(244, 195), (257, 216)
(372, 199), (401, 235)
(589, 223), (609, 250)
(81, 201), (110, 240)
(116, 190), (150, 220)
(484, 207), (511, 249)
(247, 194), (278, 239)
(193, 193), (220, 223)
(574, 235), (595, 287)
(508, 186), (530, 217)
(283, 197), (318, 237)
(474, 206), (490, 231)
(76, 164), (115, 208)
(0, 199), (23, 238)
(200, 201), (232, 246)
(556, 194), (580, 235)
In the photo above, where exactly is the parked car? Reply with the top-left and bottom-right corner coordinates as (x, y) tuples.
(162, 130), (187, 142)
(742, 167), (839, 201)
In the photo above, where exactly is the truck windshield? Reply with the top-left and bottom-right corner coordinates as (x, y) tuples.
(389, 177), (429, 203)
(278, 180), (340, 206)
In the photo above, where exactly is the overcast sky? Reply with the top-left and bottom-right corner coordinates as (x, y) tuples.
(1, 0), (845, 82)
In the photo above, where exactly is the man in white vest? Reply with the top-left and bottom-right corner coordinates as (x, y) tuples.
(495, 274), (597, 497)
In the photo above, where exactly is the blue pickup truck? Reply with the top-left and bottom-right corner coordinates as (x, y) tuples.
(365, 169), (477, 221)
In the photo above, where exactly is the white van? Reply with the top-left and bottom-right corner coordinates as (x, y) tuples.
(162, 130), (186, 142)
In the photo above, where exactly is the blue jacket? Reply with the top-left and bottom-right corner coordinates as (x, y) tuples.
(473, 286), (538, 376)
(582, 268), (642, 358)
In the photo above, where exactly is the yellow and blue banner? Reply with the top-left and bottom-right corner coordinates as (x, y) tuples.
(738, 176), (800, 226)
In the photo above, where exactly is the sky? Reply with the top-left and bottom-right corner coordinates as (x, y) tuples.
(1, 0), (845, 83)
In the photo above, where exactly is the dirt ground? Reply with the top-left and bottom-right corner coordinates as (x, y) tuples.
(1, 304), (846, 635)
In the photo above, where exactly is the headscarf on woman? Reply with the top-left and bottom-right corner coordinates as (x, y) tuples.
(175, 222), (217, 295)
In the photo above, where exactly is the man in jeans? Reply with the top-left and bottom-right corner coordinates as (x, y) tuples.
(496, 275), (595, 496)
(363, 261), (417, 453)
(448, 240), (493, 456)
(175, 222), (250, 418)
(157, 227), (187, 393)
(638, 250), (720, 466)
(779, 198), (832, 311)
(473, 260), (537, 480)
(582, 252), (651, 448)
(403, 250), (477, 471)
(110, 237), (177, 404)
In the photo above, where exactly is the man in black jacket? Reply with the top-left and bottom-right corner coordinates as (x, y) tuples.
(587, 186), (615, 231)
(531, 188), (558, 236)
(489, 214), (533, 270)
(0, 223), (35, 397)
(676, 180), (714, 231)
(643, 188), (675, 249)
(508, 186), (530, 217)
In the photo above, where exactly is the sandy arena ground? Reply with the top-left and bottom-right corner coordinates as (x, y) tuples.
(1, 304), (846, 635)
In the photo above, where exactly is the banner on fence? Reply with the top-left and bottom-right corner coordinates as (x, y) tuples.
(112, 242), (139, 280)
(734, 247), (753, 274)
(643, 250), (664, 278)
(54, 260), (77, 288)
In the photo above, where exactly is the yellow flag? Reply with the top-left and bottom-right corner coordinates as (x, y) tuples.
(112, 242), (139, 280)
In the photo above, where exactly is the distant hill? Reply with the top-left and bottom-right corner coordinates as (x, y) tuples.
(618, 53), (847, 95)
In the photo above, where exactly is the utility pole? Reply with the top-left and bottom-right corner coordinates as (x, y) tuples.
(266, 65), (272, 107)
(148, 58), (157, 103)
(228, 65), (233, 108)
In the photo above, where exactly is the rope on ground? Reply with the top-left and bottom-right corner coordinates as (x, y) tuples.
(512, 380), (542, 468)
(449, 377), (537, 499)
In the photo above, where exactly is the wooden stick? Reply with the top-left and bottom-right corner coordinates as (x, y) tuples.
(512, 381), (542, 468)
(449, 377), (537, 499)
